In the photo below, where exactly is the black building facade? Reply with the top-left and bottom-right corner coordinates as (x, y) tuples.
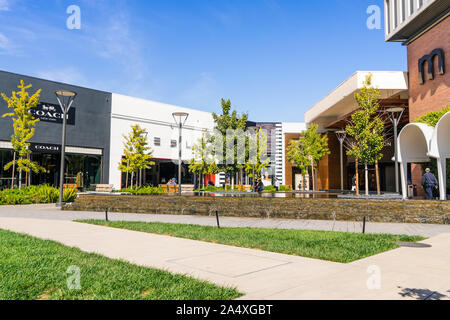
(0, 70), (112, 189)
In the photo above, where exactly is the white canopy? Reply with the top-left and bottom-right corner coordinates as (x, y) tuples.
(398, 112), (450, 200)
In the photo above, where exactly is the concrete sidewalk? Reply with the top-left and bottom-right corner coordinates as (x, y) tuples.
(0, 217), (449, 300)
(1, 204), (450, 237)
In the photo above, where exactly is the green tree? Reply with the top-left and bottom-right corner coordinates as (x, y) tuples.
(302, 123), (330, 191)
(212, 99), (248, 187)
(244, 128), (270, 181)
(286, 124), (329, 191)
(1, 80), (45, 189)
(118, 125), (154, 188)
(189, 131), (218, 188)
(346, 74), (384, 196)
(286, 138), (309, 190)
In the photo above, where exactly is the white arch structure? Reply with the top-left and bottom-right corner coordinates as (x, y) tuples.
(398, 112), (450, 200)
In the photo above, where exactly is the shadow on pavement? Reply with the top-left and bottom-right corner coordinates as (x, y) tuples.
(398, 287), (448, 300)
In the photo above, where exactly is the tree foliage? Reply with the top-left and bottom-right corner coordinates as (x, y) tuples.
(118, 125), (154, 185)
(286, 123), (330, 189)
(287, 124), (330, 172)
(189, 131), (218, 177)
(415, 106), (450, 127)
(1, 80), (46, 187)
(212, 99), (248, 174)
(346, 74), (384, 164)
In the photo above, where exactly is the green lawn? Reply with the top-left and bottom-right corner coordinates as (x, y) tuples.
(0, 228), (241, 300)
(79, 220), (425, 263)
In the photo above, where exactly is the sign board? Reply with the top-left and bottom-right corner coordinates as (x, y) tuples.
(31, 103), (76, 125)
(418, 48), (445, 84)
(29, 143), (61, 154)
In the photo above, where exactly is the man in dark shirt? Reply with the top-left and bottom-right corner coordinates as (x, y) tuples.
(422, 168), (438, 200)
(255, 179), (265, 193)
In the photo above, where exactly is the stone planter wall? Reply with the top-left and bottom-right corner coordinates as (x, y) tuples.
(63, 194), (450, 225)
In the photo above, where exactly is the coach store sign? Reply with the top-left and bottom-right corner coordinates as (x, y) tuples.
(29, 143), (61, 154)
(31, 103), (76, 125)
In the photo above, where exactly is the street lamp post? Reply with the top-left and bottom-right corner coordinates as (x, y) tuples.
(172, 112), (189, 196)
(141, 131), (149, 187)
(335, 130), (347, 191)
(386, 107), (405, 194)
(247, 126), (258, 190)
(55, 90), (77, 207)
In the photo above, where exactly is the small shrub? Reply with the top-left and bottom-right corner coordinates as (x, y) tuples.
(119, 186), (164, 195)
(0, 185), (61, 205)
(197, 186), (224, 192)
(63, 188), (78, 203)
(264, 185), (277, 192)
(415, 106), (450, 127)
(35, 185), (59, 203)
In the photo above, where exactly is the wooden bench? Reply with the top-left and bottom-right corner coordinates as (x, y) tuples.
(234, 185), (252, 191)
(159, 185), (180, 193)
(95, 184), (114, 193)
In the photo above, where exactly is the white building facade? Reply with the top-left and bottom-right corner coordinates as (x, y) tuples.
(109, 93), (216, 189)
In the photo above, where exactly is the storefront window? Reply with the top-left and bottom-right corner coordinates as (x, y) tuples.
(0, 150), (14, 190)
(1, 152), (104, 190)
(65, 155), (102, 189)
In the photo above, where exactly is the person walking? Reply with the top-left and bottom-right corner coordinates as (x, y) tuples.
(274, 178), (281, 191)
(422, 168), (438, 200)
(255, 179), (265, 193)
(351, 174), (357, 192)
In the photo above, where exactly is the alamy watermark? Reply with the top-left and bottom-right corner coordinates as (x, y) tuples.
(366, 265), (381, 290)
(66, 5), (81, 30)
(66, 265), (81, 290)
(366, 5), (381, 30)
(169, 128), (271, 166)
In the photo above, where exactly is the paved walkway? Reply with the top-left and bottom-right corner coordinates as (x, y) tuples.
(0, 204), (450, 237)
(0, 217), (449, 300)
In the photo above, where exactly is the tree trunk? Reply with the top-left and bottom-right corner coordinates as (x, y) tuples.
(19, 169), (22, 189)
(355, 159), (359, 196)
(26, 154), (31, 187)
(311, 167), (316, 192)
(365, 162), (369, 196)
(125, 160), (129, 189)
(11, 152), (16, 189)
(375, 160), (380, 196)
(131, 172), (134, 189)
(231, 173), (234, 190)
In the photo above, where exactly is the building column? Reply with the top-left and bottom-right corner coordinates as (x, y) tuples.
(437, 157), (447, 201)
(400, 160), (409, 200)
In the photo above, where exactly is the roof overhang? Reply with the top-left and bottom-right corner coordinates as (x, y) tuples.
(304, 71), (409, 129)
(385, 0), (450, 43)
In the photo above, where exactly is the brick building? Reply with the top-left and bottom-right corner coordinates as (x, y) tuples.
(385, 0), (449, 197)
(301, 2), (448, 196)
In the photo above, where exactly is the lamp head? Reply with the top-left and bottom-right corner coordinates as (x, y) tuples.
(55, 90), (77, 98)
(385, 107), (405, 113)
(55, 90), (77, 112)
(172, 112), (189, 125)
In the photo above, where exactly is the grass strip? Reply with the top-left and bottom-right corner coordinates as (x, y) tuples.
(78, 220), (425, 263)
(0, 228), (242, 300)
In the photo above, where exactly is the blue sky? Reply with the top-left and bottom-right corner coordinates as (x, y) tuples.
(0, 0), (406, 122)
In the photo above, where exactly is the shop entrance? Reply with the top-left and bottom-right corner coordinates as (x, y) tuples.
(30, 153), (102, 189)
(31, 153), (59, 186)
(122, 159), (194, 188)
